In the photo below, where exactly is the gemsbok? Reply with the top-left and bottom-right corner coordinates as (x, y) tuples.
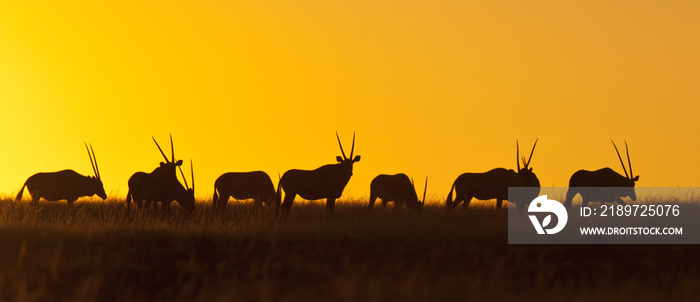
(145, 160), (195, 212)
(212, 171), (276, 209)
(125, 135), (195, 213)
(276, 132), (360, 215)
(446, 139), (540, 211)
(16, 143), (107, 206)
(563, 140), (639, 210)
(369, 174), (427, 212)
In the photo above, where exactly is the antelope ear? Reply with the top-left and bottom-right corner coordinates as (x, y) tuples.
(160, 162), (167, 167)
(529, 167), (533, 172)
(336, 156), (343, 162)
(632, 175), (639, 181)
(353, 155), (361, 162)
(176, 160), (184, 166)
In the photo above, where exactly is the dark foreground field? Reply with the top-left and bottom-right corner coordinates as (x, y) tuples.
(0, 198), (698, 301)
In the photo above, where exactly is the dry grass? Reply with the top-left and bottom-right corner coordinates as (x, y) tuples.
(0, 196), (698, 301)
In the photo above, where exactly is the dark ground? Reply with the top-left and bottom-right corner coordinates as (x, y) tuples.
(0, 200), (698, 301)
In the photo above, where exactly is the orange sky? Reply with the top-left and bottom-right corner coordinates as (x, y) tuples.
(1, 1), (699, 201)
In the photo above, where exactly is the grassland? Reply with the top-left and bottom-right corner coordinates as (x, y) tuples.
(0, 197), (699, 302)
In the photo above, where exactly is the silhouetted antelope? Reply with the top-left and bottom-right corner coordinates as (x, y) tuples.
(446, 139), (540, 211)
(145, 160), (195, 212)
(369, 174), (427, 212)
(563, 140), (639, 209)
(275, 132), (361, 215)
(213, 171), (276, 209)
(16, 143), (106, 206)
(126, 135), (195, 213)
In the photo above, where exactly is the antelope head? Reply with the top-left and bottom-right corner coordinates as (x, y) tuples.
(411, 176), (428, 211)
(85, 142), (107, 200)
(515, 139), (540, 187)
(516, 138), (538, 173)
(153, 134), (184, 169)
(612, 140), (639, 200)
(178, 159), (196, 213)
(335, 131), (361, 176)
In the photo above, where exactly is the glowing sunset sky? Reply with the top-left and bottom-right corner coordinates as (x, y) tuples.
(1, 1), (699, 201)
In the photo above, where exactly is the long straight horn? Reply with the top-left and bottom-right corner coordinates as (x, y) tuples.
(90, 143), (100, 179)
(422, 176), (428, 204)
(526, 138), (538, 168)
(190, 159), (194, 193)
(336, 131), (347, 160)
(152, 136), (170, 163)
(178, 165), (189, 190)
(625, 141), (633, 179)
(516, 140), (521, 171)
(611, 140), (629, 179)
(349, 131), (356, 159)
(170, 134), (175, 163)
(85, 142), (97, 177)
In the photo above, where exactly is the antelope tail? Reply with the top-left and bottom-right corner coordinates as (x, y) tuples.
(446, 181), (456, 208)
(274, 178), (282, 215)
(126, 190), (132, 209)
(15, 181), (27, 202)
(564, 188), (576, 210)
(213, 186), (219, 208)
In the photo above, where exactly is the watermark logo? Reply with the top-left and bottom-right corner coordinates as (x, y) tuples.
(528, 195), (568, 234)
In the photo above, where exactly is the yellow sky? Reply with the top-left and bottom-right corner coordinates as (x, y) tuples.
(1, 1), (699, 201)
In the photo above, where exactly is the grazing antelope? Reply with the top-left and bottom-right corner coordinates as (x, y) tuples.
(276, 132), (361, 215)
(212, 171), (276, 208)
(125, 135), (195, 213)
(369, 174), (427, 212)
(446, 139), (540, 211)
(145, 160), (195, 212)
(16, 143), (106, 206)
(563, 140), (639, 209)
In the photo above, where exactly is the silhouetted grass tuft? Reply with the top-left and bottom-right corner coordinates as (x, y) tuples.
(0, 196), (698, 301)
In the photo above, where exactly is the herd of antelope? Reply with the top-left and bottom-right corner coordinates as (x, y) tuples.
(12, 133), (640, 214)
